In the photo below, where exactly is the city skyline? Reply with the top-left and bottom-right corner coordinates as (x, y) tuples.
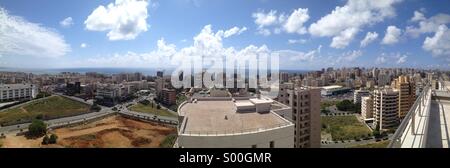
(0, 0), (449, 70)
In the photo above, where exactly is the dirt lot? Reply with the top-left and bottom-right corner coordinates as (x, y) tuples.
(1, 115), (176, 148)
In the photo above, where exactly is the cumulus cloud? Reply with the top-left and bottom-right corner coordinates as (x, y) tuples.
(411, 10), (425, 22)
(405, 11), (450, 38)
(252, 10), (278, 28)
(330, 28), (358, 49)
(277, 45), (321, 62)
(283, 8), (309, 34)
(309, 0), (402, 48)
(252, 8), (309, 35)
(77, 24), (318, 68)
(360, 32), (378, 47)
(423, 25), (450, 57)
(381, 25), (401, 45)
(84, 0), (149, 41)
(221, 26), (247, 38)
(80, 43), (88, 48)
(60, 17), (74, 28)
(375, 52), (408, 65)
(0, 8), (70, 58)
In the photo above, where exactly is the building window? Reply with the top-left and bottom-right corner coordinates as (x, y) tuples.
(270, 141), (275, 148)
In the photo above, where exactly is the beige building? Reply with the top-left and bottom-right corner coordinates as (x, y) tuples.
(361, 96), (373, 120)
(176, 96), (294, 148)
(278, 85), (321, 148)
(373, 88), (399, 129)
(392, 76), (416, 119)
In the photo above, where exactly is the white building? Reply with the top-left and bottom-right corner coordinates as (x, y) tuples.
(176, 96), (294, 148)
(361, 96), (373, 121)
(0, 84), (38, 101)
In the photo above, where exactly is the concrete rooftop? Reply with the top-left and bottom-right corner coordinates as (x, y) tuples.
(179, 100), (290, 135)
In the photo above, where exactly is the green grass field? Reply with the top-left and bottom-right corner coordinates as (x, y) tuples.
(350, 140), (390, 148)
(322, 115), (372, 141)
(160, 134), (177, 148)
(0, 96), (90, 126)
(129, 102), (177, 117)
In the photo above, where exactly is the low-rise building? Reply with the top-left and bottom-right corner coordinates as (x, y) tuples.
(0, 83), (38, 101)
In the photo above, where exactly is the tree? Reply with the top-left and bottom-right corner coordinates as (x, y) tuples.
(336, 100), (353, 111)
(42, 135), (49, 145)
(140, 100), (150, 105)
(49, 134), (58, 144)
(28, 120), (47, 137)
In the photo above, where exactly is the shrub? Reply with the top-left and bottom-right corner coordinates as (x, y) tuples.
(156, 104), (161, 109)
(49, 134), (58, 144)
(42, 135), (49, 145)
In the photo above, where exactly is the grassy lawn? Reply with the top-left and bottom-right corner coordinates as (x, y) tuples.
(129, 102), (177, 117)
(350, 140), (390, 148)
(322, 115), (372, 141)
(160, 134), (177, 148)
(0, 96), (90, 126)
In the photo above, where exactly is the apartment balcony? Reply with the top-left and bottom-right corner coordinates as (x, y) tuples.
(389, 81), (450, 148)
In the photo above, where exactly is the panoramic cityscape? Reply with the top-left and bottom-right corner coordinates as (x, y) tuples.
(0, 0), (450, 149)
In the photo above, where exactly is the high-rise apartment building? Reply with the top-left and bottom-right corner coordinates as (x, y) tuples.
(373, 88), (399, 129)
(392, 76), (416, 119)
(361, 96), (373, 120)
(278, 86), (321, 148)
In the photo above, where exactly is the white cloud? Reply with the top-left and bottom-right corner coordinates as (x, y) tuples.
(396, 55), (407, 64)
(309, 0), (402, 48)
(411, 10), (425, 22)
(257, 28), (271, 36)
(277, 45), (321, 62)
(221, 26), (247, 38)
(423, 25), (450, 57)
(360, 31), (378, 47)
(288, 39), (307, 44)
(333, 50), (363, 66)
(0, 8), (70, 58)
(80, 43), (88, 48)
(252, 8), (309, 35)
(76, 24), (321, 68)
(406, 11), (450, 38)
(381, 25), (401, 45)
(252, 10), (278, 28)
(84, 0), (149, 41)
(330, 28), (358, 49)
(375, 56), (387, 64)
(283, 8), (309, 34)
(60, 17), (74, 28)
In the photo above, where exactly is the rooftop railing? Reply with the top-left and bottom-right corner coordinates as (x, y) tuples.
(180, 122), (292, 136)
(388, 83), (432, 148)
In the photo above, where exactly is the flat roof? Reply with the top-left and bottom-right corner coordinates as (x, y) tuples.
(179, 100), (291, 134)
(321, 85), (343, 90)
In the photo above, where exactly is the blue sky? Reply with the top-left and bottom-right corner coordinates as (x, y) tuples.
(0, 0), (449, 70)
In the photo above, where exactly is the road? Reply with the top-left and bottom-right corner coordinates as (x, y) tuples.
(0, 93), (178, 135)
